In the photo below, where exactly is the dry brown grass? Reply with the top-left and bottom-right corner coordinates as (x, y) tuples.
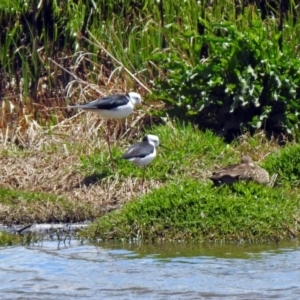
(0, 48), (165, 225)
(0, 112), (163, 225)
(233, 131), (288, 163)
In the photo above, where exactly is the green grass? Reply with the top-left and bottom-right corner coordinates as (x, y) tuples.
(2, 1), (300, 100)
(0, 231), (25, 246)
(0, 187), (100, 224)
(77, 122), (300, 242)
(1, 121), (300, 241)
(0, 188), (60, 205)
(79, 122), (232, 183)
(262, 144), (300, 188)
(83, 179), (299, 242)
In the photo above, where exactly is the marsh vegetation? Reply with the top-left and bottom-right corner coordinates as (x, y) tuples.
(0, 0), (300, 243)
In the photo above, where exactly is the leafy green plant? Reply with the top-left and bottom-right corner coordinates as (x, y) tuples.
(153, 15), (300, 140)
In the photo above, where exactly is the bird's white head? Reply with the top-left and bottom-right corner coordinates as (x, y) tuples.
(128, 92), (142, 105)
(143, 134), (159, 147)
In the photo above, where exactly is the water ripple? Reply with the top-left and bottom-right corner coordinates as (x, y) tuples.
(0, 240), (299, 300)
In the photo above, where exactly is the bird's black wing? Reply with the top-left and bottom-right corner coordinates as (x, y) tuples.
(122, 142), (154, 159)
(73, 94), (129, 110)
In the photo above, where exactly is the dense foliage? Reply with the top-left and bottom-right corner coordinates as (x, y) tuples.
(153, 8), (300, 139)
(1, 1), (300, 138)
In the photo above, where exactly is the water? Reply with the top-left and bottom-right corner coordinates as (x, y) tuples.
(0, 239), (299, 299)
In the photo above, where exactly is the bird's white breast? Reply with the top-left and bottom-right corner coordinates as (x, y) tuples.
(95, 102), (134, 119)
(128, 148), (156, 167)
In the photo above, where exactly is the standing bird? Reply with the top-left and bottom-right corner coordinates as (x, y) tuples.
(69, 92), (142, 168)
(122, 134), (160, 189)
(209, 155), (275, 186)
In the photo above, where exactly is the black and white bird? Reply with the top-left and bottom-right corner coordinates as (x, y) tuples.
(69, 92), (142, 168)
(122, 134), (160, 188)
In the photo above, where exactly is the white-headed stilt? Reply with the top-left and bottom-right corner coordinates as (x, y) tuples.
(122, 134), (161, 189)
(70, 92), (142, 169)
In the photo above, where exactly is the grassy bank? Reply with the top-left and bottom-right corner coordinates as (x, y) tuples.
(1, 121), (300, 243)
(83, 180), (298, 242)
(80, 123), (300, 242)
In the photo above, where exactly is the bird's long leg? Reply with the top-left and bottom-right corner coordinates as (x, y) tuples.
(106, 119), (115, 171)
(141, 166), (146, 191)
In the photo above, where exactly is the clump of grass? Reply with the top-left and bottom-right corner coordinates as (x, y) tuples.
(83, 179), (299, 242)
(0, 187), (102, 224)
(0, 231), (24, 246)
(262, 144), (300, 188)
(232, 131), (279, 162)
